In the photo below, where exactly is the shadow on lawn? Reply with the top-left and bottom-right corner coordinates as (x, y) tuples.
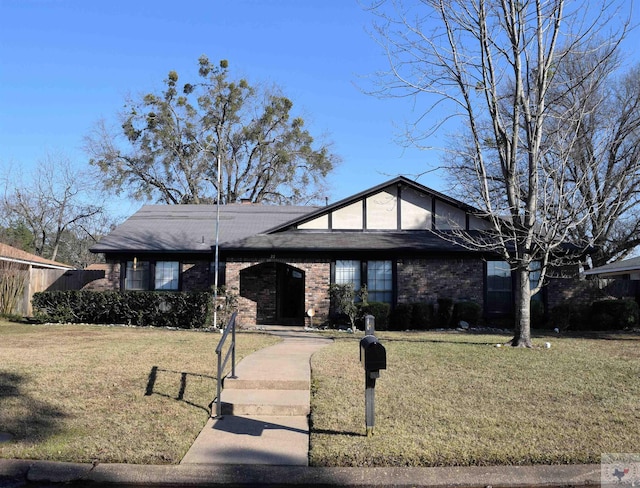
(311, 427), (365, 437)
(144, 366), (215, 414)
(381, 336), (501, 347)
(0, 371), (67, 443)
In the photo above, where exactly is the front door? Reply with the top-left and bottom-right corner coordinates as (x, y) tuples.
(276, 265), (305, 326)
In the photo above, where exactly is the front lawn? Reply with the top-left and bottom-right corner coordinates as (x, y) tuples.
(309, 331), (640, 467)
(0, 320), (279, 464)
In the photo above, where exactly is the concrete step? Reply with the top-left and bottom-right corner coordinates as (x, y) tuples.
(223, 377), (309, 390)
(220, 389), (310, 416)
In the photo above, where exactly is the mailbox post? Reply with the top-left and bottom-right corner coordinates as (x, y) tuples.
(359, 316), (386, 436)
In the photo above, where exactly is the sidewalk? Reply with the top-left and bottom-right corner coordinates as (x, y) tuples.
(180, 326), (333, 466)
(0, 458), (603, 487)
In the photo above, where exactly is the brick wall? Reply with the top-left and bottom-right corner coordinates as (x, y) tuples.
(226, 257), (331, 326)
(240, 262), (278, 323)
(182, 261), (211, 291)
(82, 262), (120, 291)
(397, 257), (484, 305)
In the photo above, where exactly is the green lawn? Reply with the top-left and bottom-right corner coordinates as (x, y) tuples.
(309, 331), (640, 467)
(0, 320), (279, 464)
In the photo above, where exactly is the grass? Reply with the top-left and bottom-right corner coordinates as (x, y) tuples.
(2, 320), (639, 468)
(309, 330), (640, 467)
(0, 320), (280, 464)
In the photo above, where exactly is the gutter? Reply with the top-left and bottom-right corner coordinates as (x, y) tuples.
(0, 256), (74, 271)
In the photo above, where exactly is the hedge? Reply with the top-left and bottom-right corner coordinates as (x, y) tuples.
(359, 302), (391, 331)
(550, 299), (639, 331)
(590, 299), (639, 330)
(436, 298), (454, 328)
(452, 301), (482, 326)
(389, 303), (413, 331)
(411, 302), (434, 330)
(32, 290), (215, 329)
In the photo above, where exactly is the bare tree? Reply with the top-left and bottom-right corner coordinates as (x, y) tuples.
(1, 155), (105, 264)
(0, 260), (28, 315)
(369, 0), (629, 346)
(549, 56), (640, 267)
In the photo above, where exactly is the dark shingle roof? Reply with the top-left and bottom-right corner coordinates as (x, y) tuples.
(223, 231), (481, 253)
(91, 204), (317, 253)
(583, 256), (640, 277)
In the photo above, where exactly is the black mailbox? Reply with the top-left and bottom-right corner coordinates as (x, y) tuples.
(360, 335), (387, 372)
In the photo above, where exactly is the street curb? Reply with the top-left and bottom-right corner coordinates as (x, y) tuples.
(0, 459), (602, 487)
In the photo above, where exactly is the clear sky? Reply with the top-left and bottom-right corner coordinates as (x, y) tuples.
(1, 1), (638, 218)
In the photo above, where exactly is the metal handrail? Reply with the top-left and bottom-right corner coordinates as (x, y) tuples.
(213, 311), (237, 418)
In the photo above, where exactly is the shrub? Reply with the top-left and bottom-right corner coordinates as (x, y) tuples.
(590, 299), (639, 330)
(32, 290), (215, 329)
(436, 298), (454, 328)
(411, 302), (434, 330)
(329, 283), (359, 330)
(590, 312), (616, 331)
(360, 302), (390, 331)
(389, 303), (413, 331)
(549, 302), (589, 331)
(452, 301), (482, 326)
(530, 299), (546, 329)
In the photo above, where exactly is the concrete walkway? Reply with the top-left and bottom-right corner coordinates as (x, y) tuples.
(180, 327), (333, 466)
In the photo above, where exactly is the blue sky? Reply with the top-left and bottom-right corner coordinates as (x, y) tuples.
(1, 1), (638, 218)
(0, 0), (438, 217)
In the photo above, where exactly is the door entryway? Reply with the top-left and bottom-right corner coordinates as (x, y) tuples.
(239, 262), (305, 326)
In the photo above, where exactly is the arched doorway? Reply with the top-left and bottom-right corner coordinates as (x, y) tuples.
(239, 262), (305, 326)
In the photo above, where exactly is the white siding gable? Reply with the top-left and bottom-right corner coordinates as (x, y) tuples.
(294, 181), (490, 232)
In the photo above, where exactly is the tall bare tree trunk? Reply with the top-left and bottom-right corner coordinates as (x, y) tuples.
(510, 266), (532, 347)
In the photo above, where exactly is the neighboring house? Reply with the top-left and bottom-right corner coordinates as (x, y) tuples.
(0, 243), (75, 316)
(582, 256), (640, 301)
(90, 177), (580, 326)
(583, 256), (640, 280)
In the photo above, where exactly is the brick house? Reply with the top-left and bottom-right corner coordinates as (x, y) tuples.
(90, 177), (579, 326)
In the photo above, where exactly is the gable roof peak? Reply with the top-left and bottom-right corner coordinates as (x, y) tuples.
(264, 176), (481, 234)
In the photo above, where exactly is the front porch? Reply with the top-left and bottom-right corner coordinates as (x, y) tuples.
(225, 258), (331, 327)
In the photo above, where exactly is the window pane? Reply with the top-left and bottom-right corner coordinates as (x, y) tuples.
(155, 261), (179, 290)
(367, 260), (392, 303)
(529, 261), (542, 301)
(335, 260), (361, 290)
(486, 261), (512, 313)
(125, 261), (150, 291)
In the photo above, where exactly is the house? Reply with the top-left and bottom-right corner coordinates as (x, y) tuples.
(583, 256), (640, 280)
(0, 243), (75, 316)
(581, 256), (640, 302)
(90, 177), (579, 326)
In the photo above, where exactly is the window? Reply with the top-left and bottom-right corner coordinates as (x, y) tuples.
(125, 260), (150, 290)
(333, 260), (393, 304)
(124, 260), (180, 291)
(529, 261), (543, 302)
(486, 261), (512, 314)
(155, 261), (179, 290)
(335, 260), (361, 290)
(486, 260), (543, 313)
(367, 260), (393, 303)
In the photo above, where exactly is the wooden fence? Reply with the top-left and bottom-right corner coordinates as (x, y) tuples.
(16, 268), (105, 316)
